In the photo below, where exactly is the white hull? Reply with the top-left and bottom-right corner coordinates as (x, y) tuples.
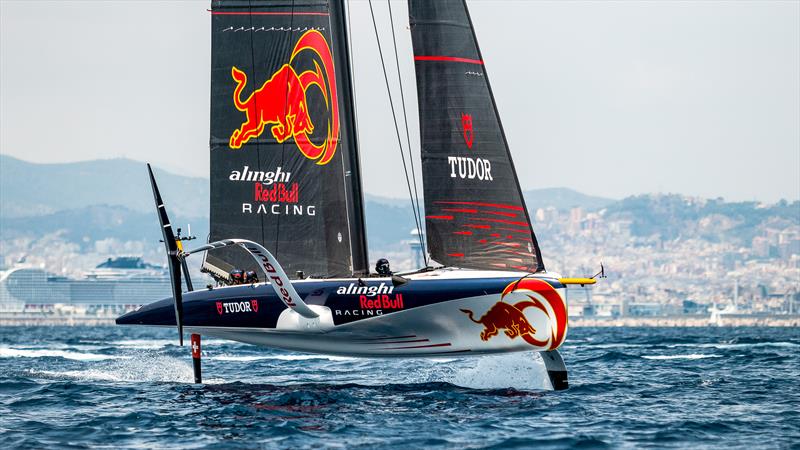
(178, 269), (569, 358)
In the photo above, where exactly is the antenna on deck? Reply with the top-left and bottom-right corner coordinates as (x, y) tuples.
(591, 262), (606, 280)
(160, 225), (197, 292)
(161, 225), (197, 244)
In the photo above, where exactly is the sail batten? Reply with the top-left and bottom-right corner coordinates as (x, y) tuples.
(205, 0), (368, 279)
(409, 0), (544, 272)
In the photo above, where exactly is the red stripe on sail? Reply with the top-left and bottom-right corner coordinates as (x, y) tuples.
(426, 215), (454, 220)
(448, 253), (465, 258)
(499, 249), (534, 257)
(210, 11), (330, 16)
(414, 56), (483, 65)
(496, 227), (532, 235)
(482, 210), (517, 218)
(493, 256), (524, 263)
(442, 208), (478, 214)
(493, 241), (521, 248)
(464, 224), (491, 229)
(434, 201), (523, 211)
(473, 218), (529, 227)
(453, 231), (473, 236)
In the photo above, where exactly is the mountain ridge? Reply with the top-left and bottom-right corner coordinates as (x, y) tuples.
(4, 155), (794, 252)
(0, 154), (615, 218)
(0, 155), (208, 218)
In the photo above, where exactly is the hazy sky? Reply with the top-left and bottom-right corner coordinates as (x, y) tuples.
(2, 0), (798, 202)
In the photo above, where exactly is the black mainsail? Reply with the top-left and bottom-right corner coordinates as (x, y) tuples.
(205, 0), (368, 279)
(409, 0), (545, 272)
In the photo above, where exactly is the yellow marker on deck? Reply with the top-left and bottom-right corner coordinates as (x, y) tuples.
(558, 278), (597, 286)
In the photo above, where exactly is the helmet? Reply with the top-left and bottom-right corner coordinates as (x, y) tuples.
(229, 269), (244, 284)
(244, 270), (258, 284)
(375, 258), (391, 276)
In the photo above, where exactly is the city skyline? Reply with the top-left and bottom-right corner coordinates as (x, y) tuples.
(2, 0), (798, 203)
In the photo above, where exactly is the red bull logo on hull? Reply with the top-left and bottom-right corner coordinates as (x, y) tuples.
(228, 30), (340, 166)
(461, 278), (568, 351)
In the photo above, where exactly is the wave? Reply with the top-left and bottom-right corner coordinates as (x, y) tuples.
(110, 338), (231, 349)
(29, 369), (128, 382)
(447, 353), (551, 390)
(667, 342), (800, 350)
(641, 354), (723, 360)
(26, 356), (224, 384)
(581, 343), (648, 349)
(0, 346), (122, 361)
(210, 354), (355, 362)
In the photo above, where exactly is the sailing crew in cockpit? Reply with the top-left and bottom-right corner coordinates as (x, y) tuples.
(375, 258), (392, 276)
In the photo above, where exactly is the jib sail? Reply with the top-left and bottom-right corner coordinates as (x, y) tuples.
(205, 0), (368, 279)
(409, 0), (544, 272)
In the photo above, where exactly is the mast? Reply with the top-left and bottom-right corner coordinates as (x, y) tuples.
(204, 0), (369, 279)
(408, 0), (545, 272)
(330, 0), (369, 276)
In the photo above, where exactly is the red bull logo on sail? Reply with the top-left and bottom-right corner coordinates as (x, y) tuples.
(228, 30), (340, 166)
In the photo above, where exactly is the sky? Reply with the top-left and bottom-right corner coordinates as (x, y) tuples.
(1, 0), (798, 203)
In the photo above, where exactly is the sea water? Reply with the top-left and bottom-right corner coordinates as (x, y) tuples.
(0, 326), (797, 448)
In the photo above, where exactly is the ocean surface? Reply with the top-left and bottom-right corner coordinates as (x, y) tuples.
(0, 326), (797, 449)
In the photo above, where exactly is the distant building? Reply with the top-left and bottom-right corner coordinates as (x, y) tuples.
(409, 229), (426, 269)
(752, 236), (770, 258)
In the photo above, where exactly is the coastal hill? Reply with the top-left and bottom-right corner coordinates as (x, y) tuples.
(0, 155), (208, 218)
(0, 155), (615, 249)
(1, 155), (796, 252)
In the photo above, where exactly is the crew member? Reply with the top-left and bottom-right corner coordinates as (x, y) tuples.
(244, 270), (258, 284)
(375, 258), (392, 276)
(229, 269), (244, 285)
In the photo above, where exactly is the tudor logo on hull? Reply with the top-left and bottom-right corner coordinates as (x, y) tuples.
(216, 299), (259, 315)
(228, 30), (340, 166)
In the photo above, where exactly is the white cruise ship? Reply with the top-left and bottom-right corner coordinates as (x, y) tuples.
(0, 257), (172, 313)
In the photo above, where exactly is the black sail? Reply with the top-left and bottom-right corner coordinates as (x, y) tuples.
(409, 0), (544, 273)
(205, 0), (368, 279)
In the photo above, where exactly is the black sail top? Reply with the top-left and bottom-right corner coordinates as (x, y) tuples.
(205, 0), (368, 279)
(409, 0), (545, 273)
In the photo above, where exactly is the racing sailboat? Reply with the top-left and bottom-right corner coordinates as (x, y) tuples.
(117, 0), (598, 390)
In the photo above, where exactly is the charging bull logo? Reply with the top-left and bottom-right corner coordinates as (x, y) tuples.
(461, 302), (534, 341)
(228, 30), (340, 165)
(460, 278), (568, 350)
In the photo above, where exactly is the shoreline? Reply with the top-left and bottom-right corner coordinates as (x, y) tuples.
(1, 315), (798, 327)
(570, 315), (800, 327)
